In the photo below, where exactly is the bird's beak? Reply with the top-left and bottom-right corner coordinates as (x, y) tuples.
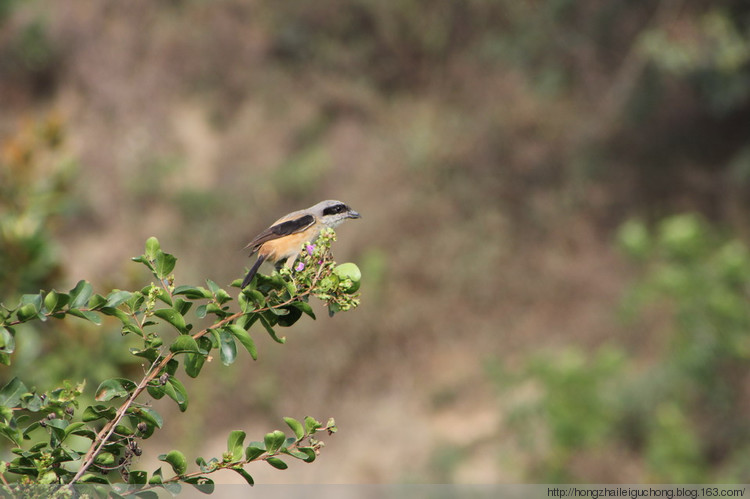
(348, 210), (361, 219)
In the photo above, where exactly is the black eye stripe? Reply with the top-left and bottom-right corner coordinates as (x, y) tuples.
(323, 204), (346, 216)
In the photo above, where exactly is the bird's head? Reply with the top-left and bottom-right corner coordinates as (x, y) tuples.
(313, 200), (361, 228)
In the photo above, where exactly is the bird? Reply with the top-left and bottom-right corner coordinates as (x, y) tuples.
(240, 200), (361, 288)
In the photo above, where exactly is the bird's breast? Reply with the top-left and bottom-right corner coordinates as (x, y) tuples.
(259, 228), (319, 262)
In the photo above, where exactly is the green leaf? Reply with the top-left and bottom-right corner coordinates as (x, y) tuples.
(128, 470), (148, 485)
(183, 476), (214, 494)
(0, 407), (12, 424)
(226, 430), (245, 461)
(185, 337), (211, 376)
(95, 378), (136, 402)
(173, 286), (213, 299)
(0, 423), (22, 446)
(169, 334), (199, 354)
(195, 457), (209, 472)
(100, 306), (132, 324)
(105, 290), (132, 308)
(63, 422), (86, 439)
(206, 278), (220, 294)
(267, 306), (289, 316)
(126, 292), (146, 311)
(166, 377), (188, 412)
(43, 291), (60, 313)
(283, 278), (297, 297)
(46, 418), (69, 442)
(197, 335), (213, 352)
(231, 467), (254, 485)
(145, 237), (161, 260)
(184, 352), (206, 378)
(20, 293), (43, 311)
(244, 289), (266, 308)
(20, 393), (42, 411)
(87, 293), (107, 309)
(0, 328), (16, 356)
(159, 450), (187, 475)
(205, 303), (224, 316)
(173, 298), (193, 316)
(79, 473), (109, 484)
(282, 448), (312, 461)
(266, 457), (288, 470)
(236, 313), (258, 330)
(276, 306), (302, 327)
(165, 358), (179, 375)
(149, 467), (163, 484)
(155, 252), (177, 279)
(218, 329), (237, 366)
(196, 304), (207, 318)
(69, 280), (93, 309)
(51, 446), (81, 465)
(292, 447), (316, 463)
(94, 452), (116, 466)
(207, 328), (221, 348)
(130, 345), (158, 361)
(264, 430), (286, 453)
(155, 288), (173, 307)
(148, 382), (165, 400)
(155, 308), (188, 334)
(28, 442), (47, 453)
(127, 407), (163, 428)
(304, 416), (322, 435)
(238, 291), (252, 313)
(115, 423), (134, 436)
(16, 303), (39, 322)
(0, 377), (28, 407)
(283, 417), (305, 440)
(216, 288), (232, 304)
(259, 315), (286, 344)
(245, 442), (266, 461)
(68, 309), (102, 325)
(207, 279), (231, 305)
(81, 405), (117, 422)
(292, 301), (316, 319)
(326, 417), (337, 433)
(226, 325), (257, 361)
(69, 426), (97, 441)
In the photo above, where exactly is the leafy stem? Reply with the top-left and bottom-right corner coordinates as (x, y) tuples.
(0, 232), (360, 490)
(67, 311), (241, 486)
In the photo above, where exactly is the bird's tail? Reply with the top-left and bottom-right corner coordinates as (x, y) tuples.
(241, 255), (266, 289)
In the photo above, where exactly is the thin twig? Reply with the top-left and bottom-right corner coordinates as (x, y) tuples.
(129, 431), (326, 493)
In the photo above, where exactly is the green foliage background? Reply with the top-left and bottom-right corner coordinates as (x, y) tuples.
(2, 0), (750, 484)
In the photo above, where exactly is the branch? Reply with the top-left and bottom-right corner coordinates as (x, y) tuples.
(67, 270), (328, 486)
(67, 311), (240, 486)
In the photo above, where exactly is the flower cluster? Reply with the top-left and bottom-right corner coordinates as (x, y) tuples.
(284, 228), (361, 316)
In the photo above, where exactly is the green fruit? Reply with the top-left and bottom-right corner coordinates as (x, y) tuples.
(333, 263), (361, 293)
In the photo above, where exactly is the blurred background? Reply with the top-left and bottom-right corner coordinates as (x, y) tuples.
(2, 0), (750, 484)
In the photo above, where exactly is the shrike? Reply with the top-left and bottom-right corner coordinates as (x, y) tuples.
(241, 200), (361, 288)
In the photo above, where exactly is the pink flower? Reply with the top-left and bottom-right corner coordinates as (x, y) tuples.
(306, 244), (315, 256)
(295, 262), (305, 271)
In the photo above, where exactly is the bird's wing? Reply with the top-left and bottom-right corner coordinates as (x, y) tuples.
(244, 214), (316, 254)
